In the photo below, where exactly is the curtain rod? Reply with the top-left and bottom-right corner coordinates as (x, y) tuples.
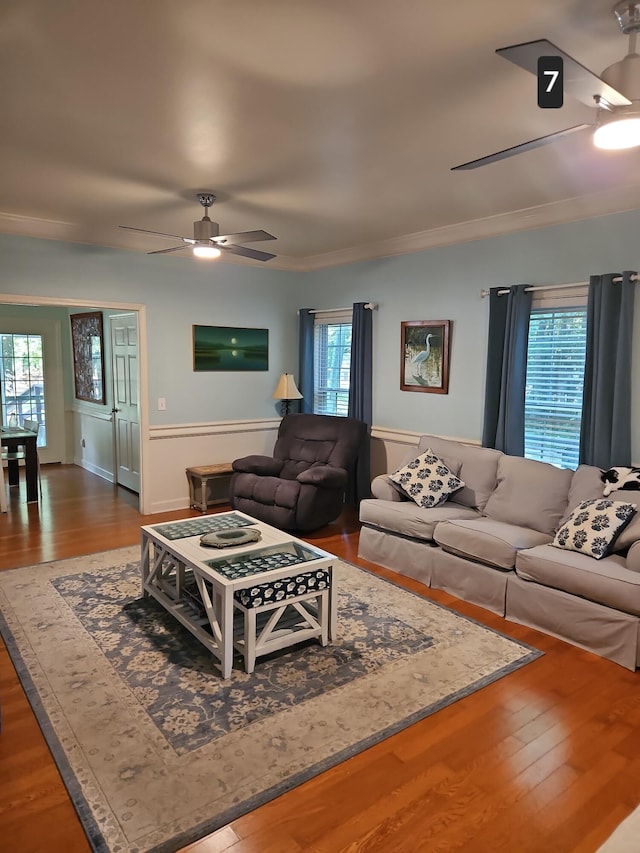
(303, 303), (377, 314)
(480, 275), (639, 298)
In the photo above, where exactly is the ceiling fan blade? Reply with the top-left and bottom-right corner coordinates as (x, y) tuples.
(148, 245), (189, 255)
(213, 229), (276, 245)
(119, 225), (193, 242)
(451, 124), (591, 170)
(496, 39), (631, 108)
(220, 244), (276, 262)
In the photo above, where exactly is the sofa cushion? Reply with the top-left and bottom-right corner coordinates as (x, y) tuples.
(562, 465), (603, 520)
(416, 434), (502, 511)
(552, 499), (636, 559)
(483, 455), (573, 536)
(359, 498), (480, 543)
(515, 544), (640, 617)
(389, 449), (464, 508)
(434, 518), (551, 570)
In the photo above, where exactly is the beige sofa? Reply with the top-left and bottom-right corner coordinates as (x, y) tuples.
(358, 434), (640, 670)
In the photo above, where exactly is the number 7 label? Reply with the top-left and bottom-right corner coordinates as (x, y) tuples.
(538, 56), (563, 108)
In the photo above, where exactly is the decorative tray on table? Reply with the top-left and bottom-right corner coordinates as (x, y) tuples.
(199, 528), (262, 548)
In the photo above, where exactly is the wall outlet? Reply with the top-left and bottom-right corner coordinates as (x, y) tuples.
(81, 438), (86, 448)
(158, 397), (166, 411)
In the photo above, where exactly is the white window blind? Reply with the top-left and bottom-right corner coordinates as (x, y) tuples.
(524, 306), (587, 469)
(313, 310), (352, 416)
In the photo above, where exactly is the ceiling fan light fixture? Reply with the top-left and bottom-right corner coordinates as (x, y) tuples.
(593, 113), (640, 149)
(192, 244), (222, 259)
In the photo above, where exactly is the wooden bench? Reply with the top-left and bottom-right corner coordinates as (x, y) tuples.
(186, 463), (234, 513)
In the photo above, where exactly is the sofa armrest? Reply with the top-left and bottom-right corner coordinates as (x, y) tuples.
(627, 541), (640, 573)
(232, 455), (284, 476)
(297, 465), (347, 489)
(371, 474), (406, 502)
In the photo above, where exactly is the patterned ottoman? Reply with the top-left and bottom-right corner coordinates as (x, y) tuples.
(233, 568), (331, 673)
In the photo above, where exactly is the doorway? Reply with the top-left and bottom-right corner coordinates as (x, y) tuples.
(0, 295), (148, 513)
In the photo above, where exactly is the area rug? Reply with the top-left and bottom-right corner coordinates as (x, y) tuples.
(0, 546), (541, 853)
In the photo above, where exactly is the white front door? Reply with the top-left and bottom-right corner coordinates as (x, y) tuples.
(110, 313), (140, 493)
(0, 317), (65, 465)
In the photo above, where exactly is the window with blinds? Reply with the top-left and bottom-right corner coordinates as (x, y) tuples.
(0, 332), (46, 446)
(313, 312), (352, 416)
(524, 306), (587, 469)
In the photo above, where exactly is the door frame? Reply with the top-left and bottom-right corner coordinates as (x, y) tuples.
(0, 293), (149, 513)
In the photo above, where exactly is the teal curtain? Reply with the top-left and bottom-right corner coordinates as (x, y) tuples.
(482, 284), (532, 455)
(297, 308), (314, 414)
(579, 271), (636, 468)
(347, 303), (372, 504)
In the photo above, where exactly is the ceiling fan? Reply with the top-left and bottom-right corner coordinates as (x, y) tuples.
(119, 192), (277, 261)
(452, 0), (640, 170)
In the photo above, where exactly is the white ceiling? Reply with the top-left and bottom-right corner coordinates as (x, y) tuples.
(2, 0), (640, 271)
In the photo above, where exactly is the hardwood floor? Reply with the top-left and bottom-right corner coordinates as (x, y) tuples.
(0, 465), (638, 853)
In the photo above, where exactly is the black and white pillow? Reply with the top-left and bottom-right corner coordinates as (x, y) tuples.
(389, 449), (464, 509)
(552, 499), (636, 559)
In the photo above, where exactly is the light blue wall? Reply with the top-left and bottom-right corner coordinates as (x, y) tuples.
(302, 209), (640, 457)
(2, 209), (639, 459)
(0, 234), (301, 424)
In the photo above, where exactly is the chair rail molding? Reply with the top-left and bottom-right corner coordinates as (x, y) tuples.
(149, 418), (280, 441)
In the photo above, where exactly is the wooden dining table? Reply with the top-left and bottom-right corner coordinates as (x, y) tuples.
(1, 426), (39, 503)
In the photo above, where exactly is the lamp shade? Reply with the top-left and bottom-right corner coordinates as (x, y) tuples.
(273, 373), (302, 400)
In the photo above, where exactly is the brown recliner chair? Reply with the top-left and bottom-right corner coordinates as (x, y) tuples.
(230, 413), (367, 531)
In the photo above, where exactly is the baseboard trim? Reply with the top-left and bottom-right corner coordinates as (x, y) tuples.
(74, 458), (114, 483)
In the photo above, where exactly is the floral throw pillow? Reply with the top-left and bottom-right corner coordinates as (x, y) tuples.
(552, 499), (636, 559)
(389, 449), (465, 509)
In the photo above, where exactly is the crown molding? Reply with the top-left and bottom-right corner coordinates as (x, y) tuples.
(294, 182), (640, 271)
(0, 211), (80, 241)
(2, 180), (640, 273)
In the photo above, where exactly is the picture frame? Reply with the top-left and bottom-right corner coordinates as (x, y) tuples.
(193, 325), (269, 372)
(70, 311), (106, 404)
(400, 320), (451, 394)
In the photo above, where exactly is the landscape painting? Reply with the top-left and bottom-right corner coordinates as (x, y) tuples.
(193, 325), (269, 372)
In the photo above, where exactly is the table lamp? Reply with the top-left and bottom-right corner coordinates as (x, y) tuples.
(273, 373), (302, 415)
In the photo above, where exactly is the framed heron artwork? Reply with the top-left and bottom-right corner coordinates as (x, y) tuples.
(400, 320), (451, 394)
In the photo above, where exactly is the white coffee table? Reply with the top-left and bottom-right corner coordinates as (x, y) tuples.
(140, 510), (337, 678)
